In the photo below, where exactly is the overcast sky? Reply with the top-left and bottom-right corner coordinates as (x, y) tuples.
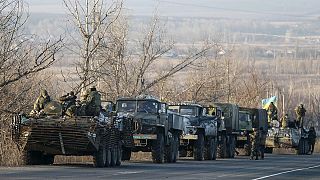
(25, 0), (320, 19)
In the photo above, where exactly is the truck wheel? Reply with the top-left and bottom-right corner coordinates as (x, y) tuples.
(23, 151), (42, 165)
(110, 147), (117, 166)
(122, 147), (131, 161)
(227, 136), (236, 158)
(297, 138), (306, 155)
(116, 146), (122, 166)
(217, 135), (227, 158)
(152, 132), (165, 163)
(165, 133), (179, 163)
(93, 145), (106, 168)
(105, 148), (112, 167)
(172, 134), (180, 163)
(205, 138), (217, 160)
(42, 154), (55, 165)
(194, 133), (204, 161)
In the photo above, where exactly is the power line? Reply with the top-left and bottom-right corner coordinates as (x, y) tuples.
(157, 0), (318, 18)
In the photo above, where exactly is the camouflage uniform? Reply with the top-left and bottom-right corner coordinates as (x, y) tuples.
(267, 102), (278, 125)
(295, 104), (306, 128)
(85, 87), (101, 116)
(250, 129), (259, 160)
(308, 127), (317, 154)
(280, 114), (289, 128)
(60, 91), (77, 116)
(33, 89), (51, 113)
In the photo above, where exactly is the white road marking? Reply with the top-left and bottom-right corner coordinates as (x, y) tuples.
(113, 171), (144, 175)
(252, 164), (320, 180)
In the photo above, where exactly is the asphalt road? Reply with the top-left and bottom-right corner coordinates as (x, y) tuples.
(1, 154), (320, 180)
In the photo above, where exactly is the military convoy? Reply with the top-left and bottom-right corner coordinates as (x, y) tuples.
(11, 101), (125, 167)
(168, 103), (219, 161)
(10, 91), (314, 167)
(116, 95), (183, 163)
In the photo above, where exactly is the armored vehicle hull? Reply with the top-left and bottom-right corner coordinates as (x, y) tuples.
(11, 114), (123, 167)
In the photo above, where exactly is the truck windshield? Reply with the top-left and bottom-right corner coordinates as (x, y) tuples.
(239, 112), (252, 130)
(180, 106), (199, 116)
(117, 100), (158, 113)
(117, 101), (136, 112)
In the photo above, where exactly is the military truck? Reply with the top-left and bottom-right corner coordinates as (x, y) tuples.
(210, 103), (240, 158)
(11, 101), (124, 167)
(116, 95), (183, 163)
(237, 107), (268, 155)
(265, 123), (309, 154)
(168, 103), (218, 161)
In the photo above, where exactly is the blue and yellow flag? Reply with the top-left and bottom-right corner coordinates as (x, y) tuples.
(262, 96), (277, 110)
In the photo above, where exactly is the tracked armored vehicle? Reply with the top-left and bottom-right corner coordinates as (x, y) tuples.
(168, 103), (218, 161)
(11, 101), (125, 167)
(265, 125), (309, 154)
(116, 95), (183, 163)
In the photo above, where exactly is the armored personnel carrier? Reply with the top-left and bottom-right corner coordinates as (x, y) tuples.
(265, 125), (309, 154)
(116, 95), (183, 163)
(168, 103), (218, 161)
(11, 101), (124, 167)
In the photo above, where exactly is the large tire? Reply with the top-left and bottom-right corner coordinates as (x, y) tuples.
(165, 133), (179, 163)
(122, 147), (132, 161)
(152, 132), (165, 163)
(172, 134), (180, 163)
(217, 135), (227, 158)
(93, 145), (106, 168)
(42, 154), (55, 165)
(23, 151), (43, 165)
(116, 146), (122, 166)
(105, 148), (112, 167)
(194, 133), (205, 161)
(205, 138), (217, 160)
(227, 136), (236, 158)
(110, 147), (117, 166)
(297, 138), (309, 155)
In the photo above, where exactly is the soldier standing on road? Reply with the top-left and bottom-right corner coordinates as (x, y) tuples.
(267, 102), (278, 125)
(280, 114), (289, 128)
(258, 127), (267, 160)
(308, 127), (317, 155)
(295, 104), (306, 128)
(250, 128), (259, 160)
(31, 89), (51, 115)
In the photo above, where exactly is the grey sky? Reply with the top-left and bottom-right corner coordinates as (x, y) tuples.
(25, 0), (320, 19)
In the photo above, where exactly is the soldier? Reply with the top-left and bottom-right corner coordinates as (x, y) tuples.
(85, 86), (101, 116)
(60, 91), (77, 112)
(267, 102), (278, 125)
(295, 104), (306, 128)
(250, 128), (259, 160)
(258, 127), (267, 160)
(308, 127), (317, 155)
(280, 114), (289, 128)
(31, 89), (51, 114)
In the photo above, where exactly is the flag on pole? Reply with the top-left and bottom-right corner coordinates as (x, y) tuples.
(262, 96), (277, 110)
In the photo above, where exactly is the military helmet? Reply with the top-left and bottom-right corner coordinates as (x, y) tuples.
(70, 91), (75, 96)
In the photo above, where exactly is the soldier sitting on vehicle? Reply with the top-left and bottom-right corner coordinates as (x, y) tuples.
(295, 104), (306, 128)
(59, 91), (77, 115)
(30, 89), (51, 116)
(280, 114), (289, 128)
(267, 102), (278, 125)
(85, 86), (102, 116)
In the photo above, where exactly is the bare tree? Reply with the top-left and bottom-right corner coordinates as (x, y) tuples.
(0, 0), (64, 166)
(63, 0), (123, 94)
